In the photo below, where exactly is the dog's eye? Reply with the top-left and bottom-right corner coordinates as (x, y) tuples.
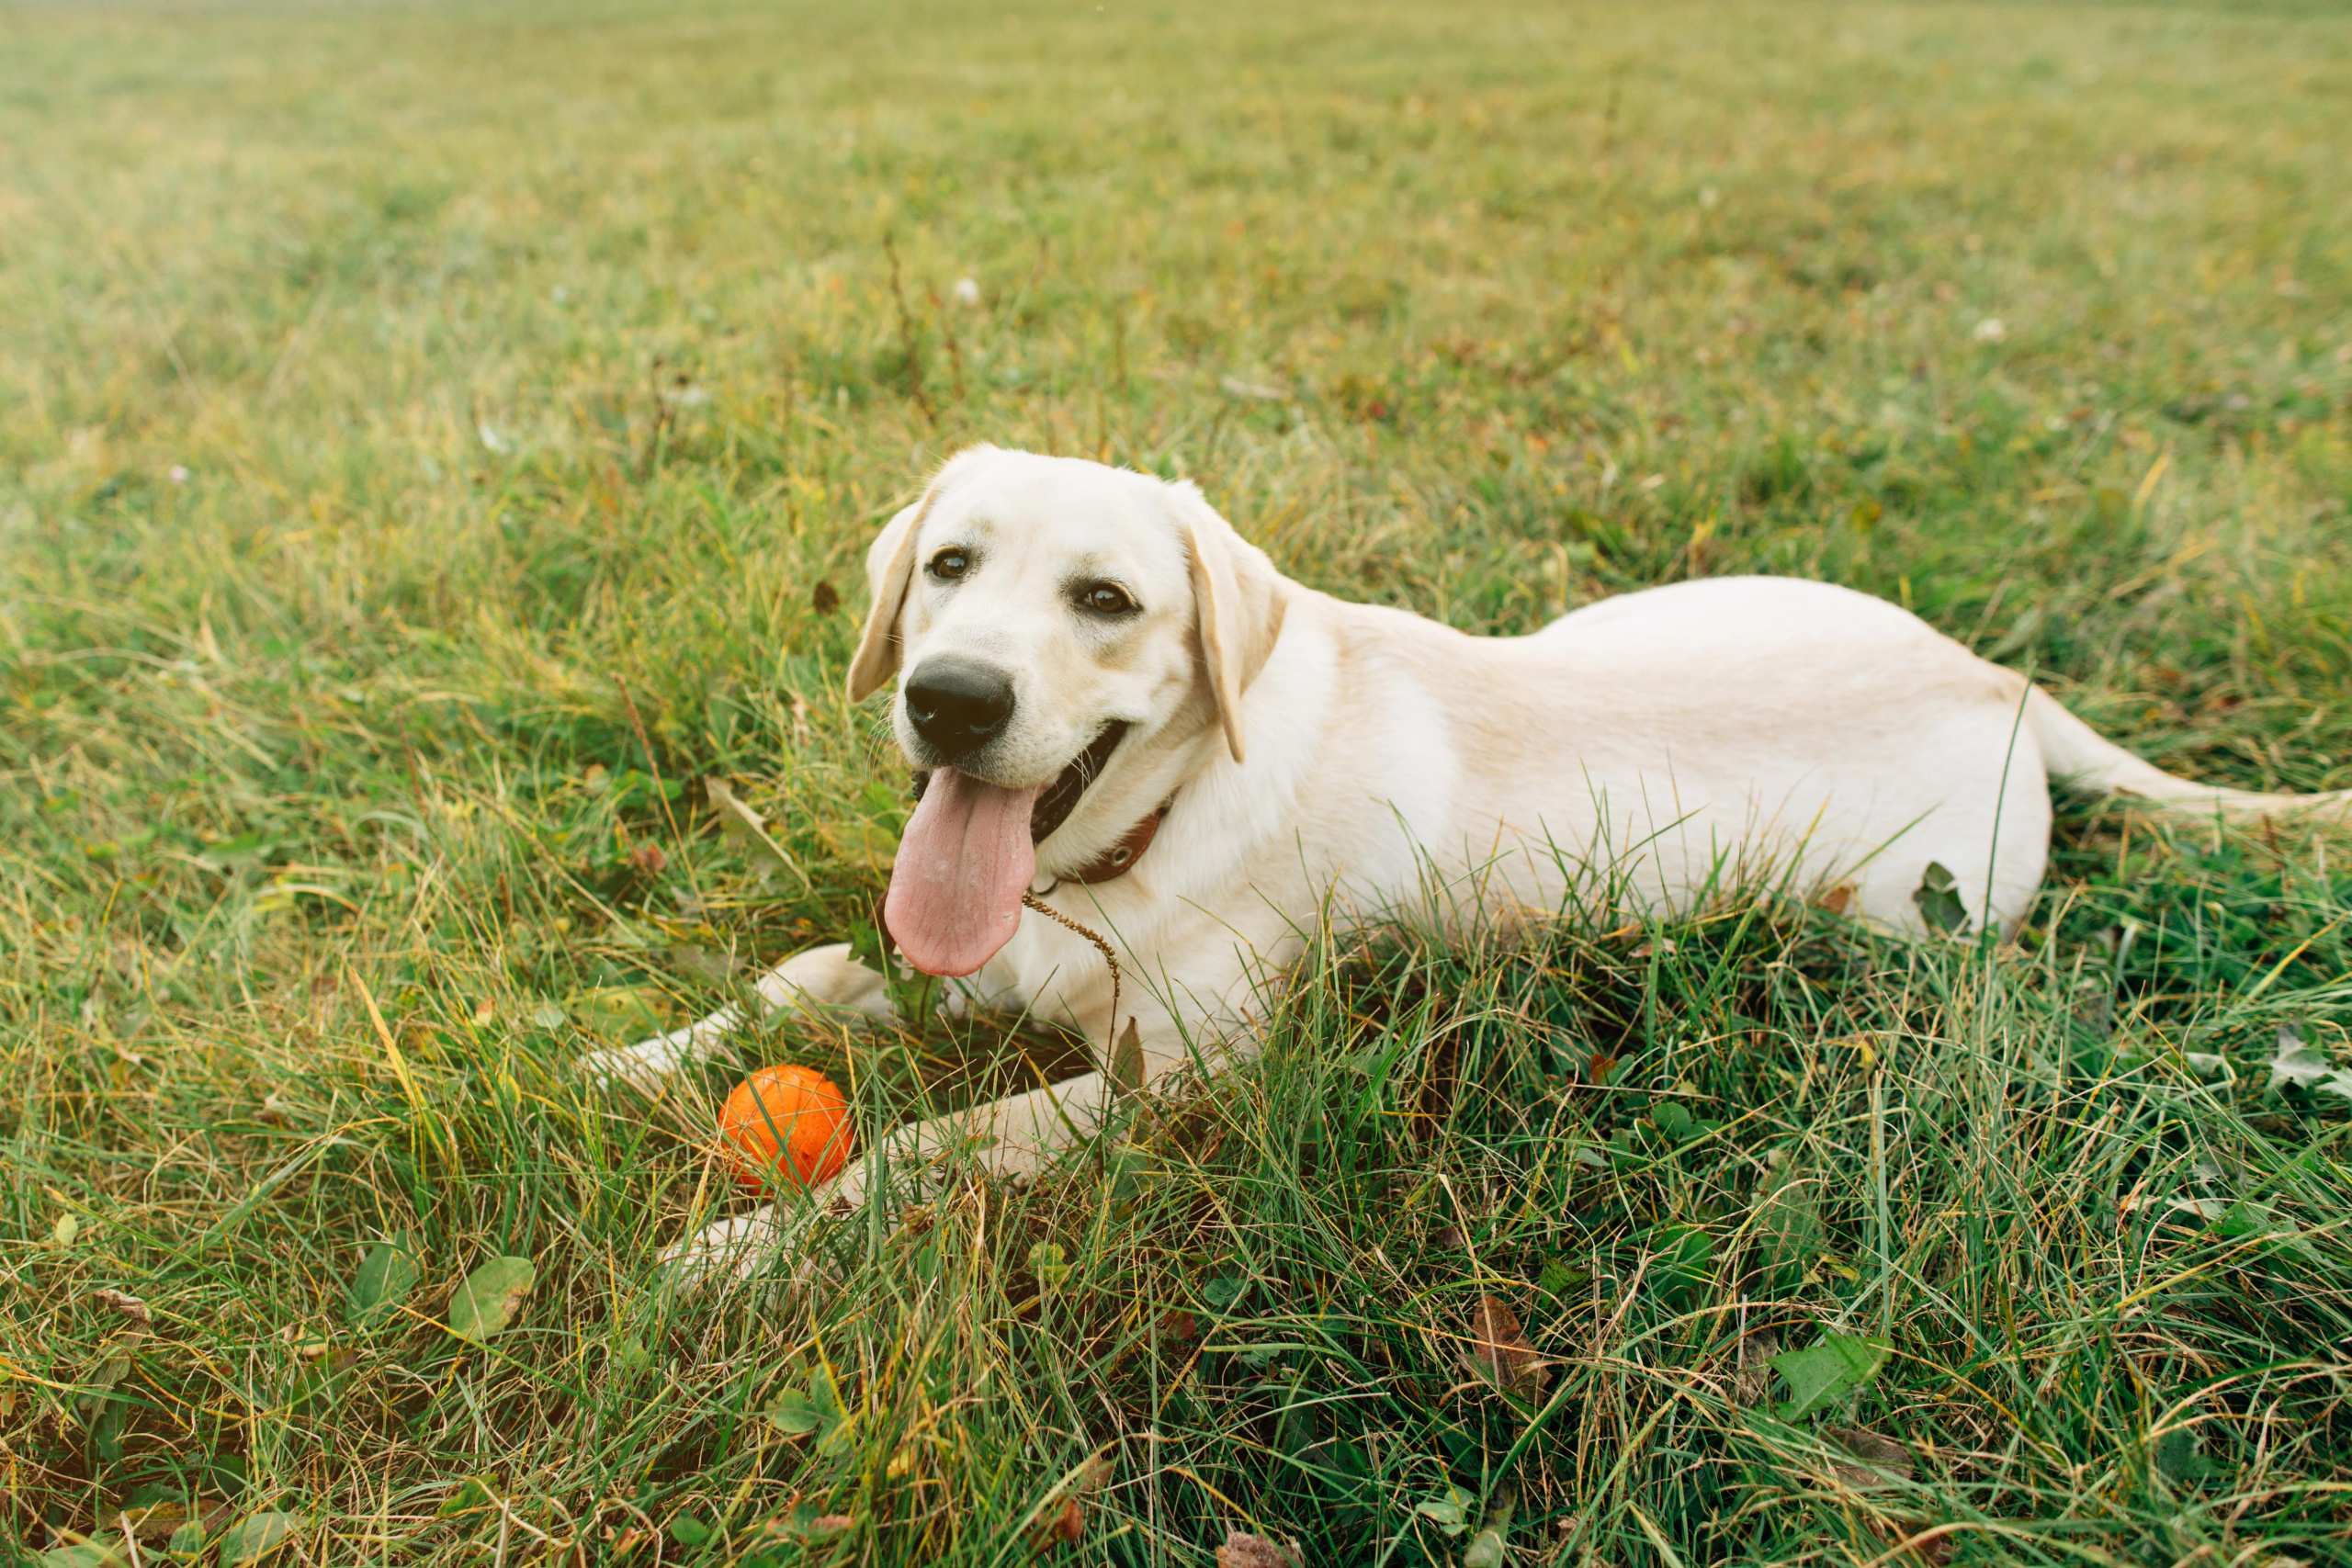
(1079, 581), (1136, 616)
(928, 547), (970, 581)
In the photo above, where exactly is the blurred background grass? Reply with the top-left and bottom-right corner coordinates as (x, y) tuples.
(3, 0), (2350, 1562)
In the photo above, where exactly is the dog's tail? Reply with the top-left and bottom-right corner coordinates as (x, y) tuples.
(2027, 687), (2349, 819)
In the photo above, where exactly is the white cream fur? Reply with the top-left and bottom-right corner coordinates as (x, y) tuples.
(591, 447), (2346, 1284)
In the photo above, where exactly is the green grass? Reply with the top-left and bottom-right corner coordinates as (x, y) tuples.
(6, 0), (2352, 1562)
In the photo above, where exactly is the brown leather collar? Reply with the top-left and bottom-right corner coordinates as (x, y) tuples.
(1060, 803), (1169, 886)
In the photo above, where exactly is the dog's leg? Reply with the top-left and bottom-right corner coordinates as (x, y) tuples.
(579, 942), (893, 1089)
(661, 1070), (1114, 1287)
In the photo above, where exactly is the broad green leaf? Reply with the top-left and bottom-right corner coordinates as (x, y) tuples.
(1912, 861), (1970, 935)
(764, 1386), (827, 1438)
(165, 1522), (208, 1556)
(447, 1255), (536, 1343)
(1647, 1224), (1714, 1310)
(217, 1513), (304, 1565)
(42, 1547), (123, 1568)
(809, 1368), (856, 1456)
(1105, 1145), (1153, 1207)
(436, 1474), (504, 1518)
(2212, 1200), (2316, 1259)
(1535, 1257), (1588, 1306)
(1461, 1491), (1515, 1568)
(1772, 1333), (1891, 1422)
(1028, 1242), (1071, 1289)
(347, 1233), (421, 1324)
(2154, 1426), (2220, 1484)
(1414, 1484), (1475, 1537)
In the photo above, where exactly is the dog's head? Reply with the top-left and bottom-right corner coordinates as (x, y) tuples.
(847, 446), (1287, 976)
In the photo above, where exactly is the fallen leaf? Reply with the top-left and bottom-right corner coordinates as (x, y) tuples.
(2154, 1423), (2221, 1484)
(807, 1514), (854, 1538)
(1771, 1333), (1891, 1422)
(1108, 1018), (1146, 1098)
(2267, 1022), (2352, 1099)
(1216, 1530), (1298, 1568)
(667, 942), (743, 982)
(1029, 1495), (1082, 1551)
(1867, 1518), (1957, 1565)
(347, 1233), (421, 1325)
(764, 1388), (826, 1439)
(217, 1512), (305, 1564)
(1218, 375), (1288, 401)
(1462, 1295), (1550, 1395)
(1105, 1144), (1154, 1208)
(706, 777), (808, 888)
(1734, 1327), (1781, 1406)
(52, 1213), (79, 1247)
(437, 1475), (505, 1518)
(40, 1547), (122, 1568)
(1816, 883), (1856, 915)
(104, 1500), (225, 1543)
(1157, 1309), (1198, 1341)
(447, 1255), (536, 1343)
(1416, 1484), (1476, 1537)
(93, 1289), (151, 1326)
(1824, 1424), (1915, 1487)
(1028, 1242), (1072, 1290)
(1534, 1257), (1587, 1305)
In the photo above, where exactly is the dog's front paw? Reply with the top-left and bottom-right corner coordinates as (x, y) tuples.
(660, 1204), (801, 1287)
(577, 1042), (673, 1094)
(660, 1168), (868, 1296)
(578, 1018), (718, 1093)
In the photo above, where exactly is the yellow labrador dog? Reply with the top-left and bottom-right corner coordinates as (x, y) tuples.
(597, 445), (2340, 1280)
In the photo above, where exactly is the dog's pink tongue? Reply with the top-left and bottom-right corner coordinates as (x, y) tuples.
(885, 769), (1043, 977)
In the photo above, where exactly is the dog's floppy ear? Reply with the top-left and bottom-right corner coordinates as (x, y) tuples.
(846, 447), (990, 703)
(1170, 481), (1289, 763)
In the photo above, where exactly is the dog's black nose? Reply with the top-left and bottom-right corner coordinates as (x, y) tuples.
(903, 657), (1016, 756)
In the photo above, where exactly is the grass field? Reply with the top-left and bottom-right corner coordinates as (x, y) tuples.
(6, 0), (2352, 1562)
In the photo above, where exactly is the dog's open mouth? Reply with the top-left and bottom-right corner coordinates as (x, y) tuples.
(891, 724), (1128, 978)
(1023, 720), (1128, 843)
(910, 721), (1127, 844)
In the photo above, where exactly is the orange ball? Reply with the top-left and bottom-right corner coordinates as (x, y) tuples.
(718, 1065), (853, 1194)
